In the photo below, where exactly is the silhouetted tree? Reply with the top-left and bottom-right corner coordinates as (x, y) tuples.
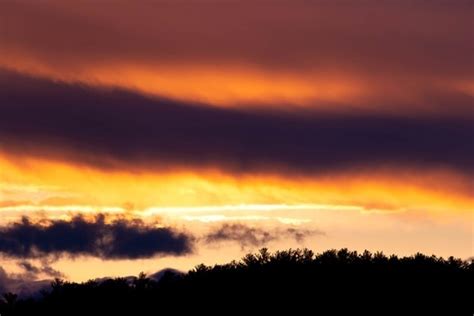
(1, 248), (471, 315)
(2, 292), (17, 306)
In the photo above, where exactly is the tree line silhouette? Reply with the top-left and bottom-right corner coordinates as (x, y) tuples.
(1, 248), (472, 315)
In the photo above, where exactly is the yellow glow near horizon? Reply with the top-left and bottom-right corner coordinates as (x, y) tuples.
(1, 153), (472, 222)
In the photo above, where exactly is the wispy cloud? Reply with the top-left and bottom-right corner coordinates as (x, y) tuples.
(204, 223), (324, 249)
(0, 266), (51, 298)
(17, 260), (65, 279)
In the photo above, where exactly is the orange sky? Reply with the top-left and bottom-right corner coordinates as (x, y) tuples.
(0, 0), (472, 283)
(1, 1), (473, 115)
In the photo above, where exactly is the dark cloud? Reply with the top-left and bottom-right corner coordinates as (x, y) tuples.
(0, 267), (8, 294)
(0, 70), (472, 176)
(285, 228), (320, 243)
(204, 223), (322, 248)
(41, 265), (63, 279)
(17, 261), (38, 274)
(17, 261), (64, 279)
(0, 214), (194, 259)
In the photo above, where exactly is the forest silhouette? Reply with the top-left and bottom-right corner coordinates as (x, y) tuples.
(1, 248), (472, 315)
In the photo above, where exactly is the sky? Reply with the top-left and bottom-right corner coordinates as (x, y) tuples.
(0, 0), (472, 288)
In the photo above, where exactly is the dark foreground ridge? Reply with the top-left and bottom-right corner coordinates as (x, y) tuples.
(1, 248), (472, 315)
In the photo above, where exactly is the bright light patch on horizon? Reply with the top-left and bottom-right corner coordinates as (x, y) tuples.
(0, 203), (360, 222)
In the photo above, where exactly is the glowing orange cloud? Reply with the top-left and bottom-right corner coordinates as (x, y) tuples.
(2, 55), (473, 117)
(0, 55), (365, 107)
(1, 1), (472, 114)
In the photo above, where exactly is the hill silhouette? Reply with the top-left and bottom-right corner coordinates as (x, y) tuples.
(1, 248), (472, 315)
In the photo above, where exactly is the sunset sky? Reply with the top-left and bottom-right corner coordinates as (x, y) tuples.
(0, 1), (472, 287)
